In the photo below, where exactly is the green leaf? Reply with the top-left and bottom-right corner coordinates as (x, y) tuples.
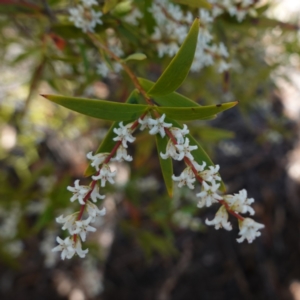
(156, 135), (173, 197)
(155, 102), (238, 121)
(172, 0), (212, 9)
(138, 78), (199, 107)
(41, 95), (149, 121)
(123, 53), (147, 62)
(148, 18), (200, 96)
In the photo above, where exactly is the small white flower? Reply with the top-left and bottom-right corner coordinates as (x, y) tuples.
(205, 205), (232, 231)
(170, 124), (189, 145)
(92, 164), (116, 187)
(52, 236), (75, 260)
(86, 201), (106, 222)
(199, 165), (221, 183)
(56, 213), (78, 233)
(87, 151), (109, 171)
(192, 160), (206, 172)
(160, 140), (180, 160)
(96, 62), (110, 77)
(224, 189), (255, 215)
(236, 218), (264, 243)
(67, 180), (105, 205)
(197, 181), (222, 208)
(138, 113), (152, 131)
(113, 122), (136, 148)
(148, 114), (172, 138)
(67, 180), (90, 205)
(73, 239), (89, 258)
(111, 145), (133, 162)
(69, 5), (102, 33)
(175, 137), (198, 161)
(199, 9), (214, 25)
(172, 167), (195, 189)
(72, 216), (96, 242)
(218, 60), (231, 73)
(123, 8), (143, 25)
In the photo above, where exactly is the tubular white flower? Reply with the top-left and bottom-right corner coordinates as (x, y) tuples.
(73, 239), (89, 258)
(96, 62), (110, 77)
(224, 189), (255, 215)
(90, 184), (105, 203)
(172, 167), (196, 189)
(113, 122), (136, 148)
(205, 205), (232, 231)
(170, 124), (189, 145)
(56, 213), (78, 233)
(197, 181), (222, 208)
(199, 165), (221, 183)
(87, 151), (109, 171)
(236, 218), (264, 243)
(67, 180), (105, 205)
(69, 5), (102, 33)
(52, 236), (75, 260)
(148, 114), (172, 138)
(138, 113), (152, 131)
(86, 201), (106, 222)
(175, 137), (198, 161)
(123, 8), (143, 25)
(92, 164), (116, 187)
(111, 145), (133, 162)
(67, 180), (89, 205)
(192, 160), (206, 172)
(72, 216), (96, 242)
(160, 140), (180, 160)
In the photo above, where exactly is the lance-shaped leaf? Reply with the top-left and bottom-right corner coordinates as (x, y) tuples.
(155, 102), (238, 121)
(156, 135), (173, 197)
(148, 18), (200, 96)
(41, 95), (149, 121)
(138, 78), (199, 107)
(171, 119), (226, 192)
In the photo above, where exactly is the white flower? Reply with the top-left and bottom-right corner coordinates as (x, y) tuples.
(170, 124), (189, 144)
(113, 122), (136, 148)
(52, 236), (75, 260)
(192, 160), (206, 172)
(123, 8), (143, 25)
(236, 218), (264, 243)
(138, 113), (152, 131)
(56, 213), (78, 233)
(111, 145), (133, 162)
(199, 9), (214, 25)
(160, 140), (180, 160)
(92, 164), (116, 187)
(96, 62), (110, 77)
(205, 205), (232, 231)
(86, 201), (106, 222)
(72, 216), (96, 242)
(225, 189), (255, 215)
(218, 60), (231, 73)
(197, 181), (222, 208)
(67, 180), (105, 205)
(199, 165), (221, 183)
(172, 167), (195, 189)
(73, 239), (89, 258)
(175, 138), (198, 161)
(148, 114), (172, 138)
(113, 62), (123, 73)
(69, 5), (102, 33)
(67, 180), (90, 205)
(87, 151), (109, 171)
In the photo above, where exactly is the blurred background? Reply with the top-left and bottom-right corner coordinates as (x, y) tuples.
(1, 0), (300, 299)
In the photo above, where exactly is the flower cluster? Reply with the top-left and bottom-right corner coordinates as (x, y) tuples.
(52, 120), (137, 260)
(53, 112), (264, 260)
(155, 117), (264, 243)
(69, 0), (102, 33)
